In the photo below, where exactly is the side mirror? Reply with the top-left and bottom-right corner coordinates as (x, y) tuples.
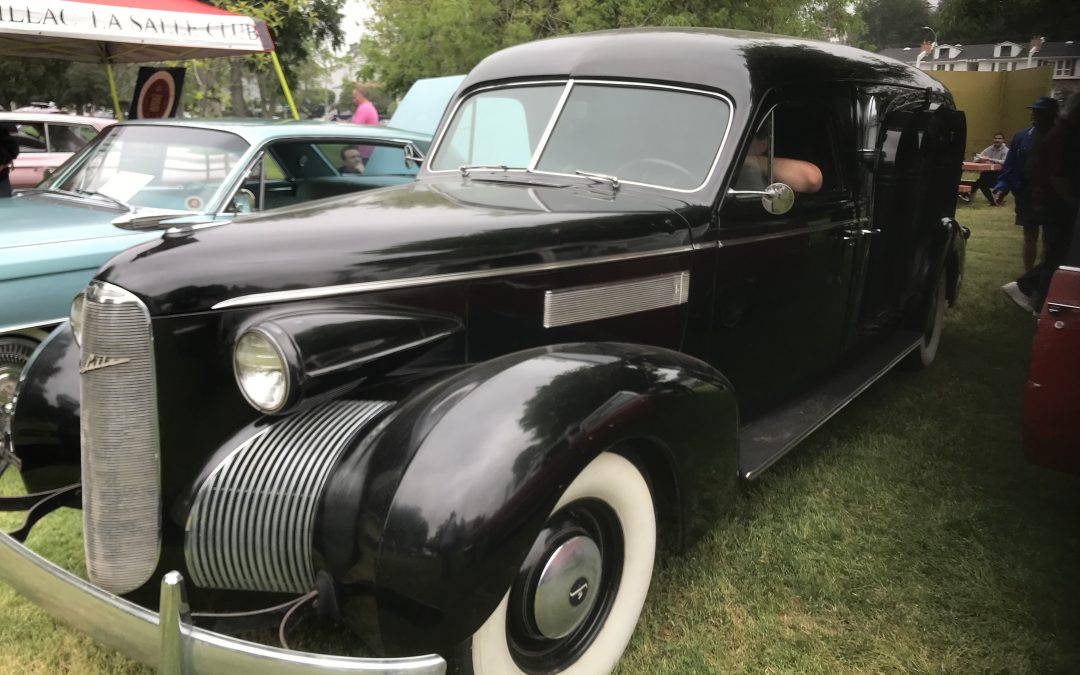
(726, 182), (795, 215)
(403, 142), (425, 169)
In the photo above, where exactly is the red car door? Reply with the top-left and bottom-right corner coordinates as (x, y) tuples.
(1023, 265), (1080, 474)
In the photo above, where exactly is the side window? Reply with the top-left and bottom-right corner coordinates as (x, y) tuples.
(47, 124), (96, 153)
(731, 104), (842, 199)
(13, 122), (47, 153)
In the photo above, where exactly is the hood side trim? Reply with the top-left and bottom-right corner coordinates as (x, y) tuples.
(212, 244), (695, 310)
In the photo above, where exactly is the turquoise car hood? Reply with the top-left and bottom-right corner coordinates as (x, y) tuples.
(0, 193), (160, 331)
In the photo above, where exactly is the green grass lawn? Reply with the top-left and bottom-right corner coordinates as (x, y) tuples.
(2, 202), (1077, 674)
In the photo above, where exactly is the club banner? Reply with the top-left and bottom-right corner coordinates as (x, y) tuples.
(0, 1), (274, 60)
(129, 67), (185, 119)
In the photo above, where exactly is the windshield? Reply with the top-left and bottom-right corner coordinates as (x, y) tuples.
(429, 82), (731, 190)
(46, 125), (249, 212)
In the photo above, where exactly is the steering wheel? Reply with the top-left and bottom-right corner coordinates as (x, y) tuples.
(615, 158), (697, 186)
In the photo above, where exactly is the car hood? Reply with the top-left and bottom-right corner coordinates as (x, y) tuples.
(0, 193), (135, 248)
(98, 178), (697, 315)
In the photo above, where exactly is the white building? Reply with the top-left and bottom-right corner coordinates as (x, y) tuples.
(880, 37), (1079, 97)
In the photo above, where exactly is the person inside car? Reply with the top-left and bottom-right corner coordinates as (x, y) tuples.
(339, 145), (365, 175)
(736, 126), (823, 194)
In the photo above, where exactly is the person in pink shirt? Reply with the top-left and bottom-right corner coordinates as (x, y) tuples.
(351, 87), (379, 125)
(350, 86), (379, 163)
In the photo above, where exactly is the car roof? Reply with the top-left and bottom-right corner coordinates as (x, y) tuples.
(0, 111), (113, 127)
(461, 28), (945, 104)
(115, 118), (433, 144)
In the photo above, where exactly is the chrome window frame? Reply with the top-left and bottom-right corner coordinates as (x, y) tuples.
(425, 78), (735, 194)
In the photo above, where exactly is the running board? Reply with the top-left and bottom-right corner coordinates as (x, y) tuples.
(738, 331), (923, 480)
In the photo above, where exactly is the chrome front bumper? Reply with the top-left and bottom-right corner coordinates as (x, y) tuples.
(0, 529), (446, 675)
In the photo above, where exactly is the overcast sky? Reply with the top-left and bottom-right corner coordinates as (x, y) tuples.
(341, 0), (372, 41)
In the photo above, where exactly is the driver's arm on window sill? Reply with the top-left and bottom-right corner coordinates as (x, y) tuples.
(773, 157), (823, 194)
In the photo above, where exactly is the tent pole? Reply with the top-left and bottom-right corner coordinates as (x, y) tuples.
(106, 62), (122, 121)
(271, 51), (299, 120)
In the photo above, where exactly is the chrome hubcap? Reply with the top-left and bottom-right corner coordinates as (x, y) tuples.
(0, 338), (37, 409)
(532, 535), (602, 639)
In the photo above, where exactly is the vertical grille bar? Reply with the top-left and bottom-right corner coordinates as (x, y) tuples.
(80, 281), (160, 594)
(186, 399), (391, 593)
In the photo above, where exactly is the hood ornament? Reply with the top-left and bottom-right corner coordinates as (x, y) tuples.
(79, 354), (131, 374)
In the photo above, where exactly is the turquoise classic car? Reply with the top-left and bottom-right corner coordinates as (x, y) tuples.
(0, 75), (464, 413)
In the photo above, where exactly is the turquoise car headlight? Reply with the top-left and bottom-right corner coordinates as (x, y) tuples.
(70, 292), (85, 347)
(233, 329), (290, 413)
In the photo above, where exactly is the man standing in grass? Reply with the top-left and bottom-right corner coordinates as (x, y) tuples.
(995, 96), (1059, 277)
(1002, 94), (1080, 315)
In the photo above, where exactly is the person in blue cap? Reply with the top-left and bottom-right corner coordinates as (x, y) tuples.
(995, 96), (1060, 281)
(1000, 95), (1068, 314)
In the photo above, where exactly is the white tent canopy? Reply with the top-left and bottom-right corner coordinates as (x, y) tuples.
(0, 0), (274, 62)
(0, 0), (296, 118)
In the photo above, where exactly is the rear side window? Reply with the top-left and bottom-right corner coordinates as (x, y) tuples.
(47, 124), (98, 153)
(12, 122), (47, 153)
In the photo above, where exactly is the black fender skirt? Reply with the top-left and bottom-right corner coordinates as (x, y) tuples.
(313, 342), (739, 657)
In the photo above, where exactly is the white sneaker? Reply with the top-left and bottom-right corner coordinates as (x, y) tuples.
(1002, 281), (1037, 313)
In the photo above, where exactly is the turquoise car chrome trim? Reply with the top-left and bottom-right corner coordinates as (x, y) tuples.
(0, 529), (446, 674)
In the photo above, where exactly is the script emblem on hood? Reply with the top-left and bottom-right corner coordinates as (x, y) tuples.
(79, 354), (131, 374)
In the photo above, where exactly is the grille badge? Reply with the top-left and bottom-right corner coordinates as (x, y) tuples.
(79, 354), (131, 374)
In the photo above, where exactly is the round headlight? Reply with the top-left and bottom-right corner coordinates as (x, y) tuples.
(70, 292), (85, 346)
(234, 330), (290, 413)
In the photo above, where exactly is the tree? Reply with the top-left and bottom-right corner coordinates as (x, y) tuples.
(361, 0), (865, 97)
(854, 0), (932, 50)
(936, 0), (1080, 45)
(207, 0), (347, 116)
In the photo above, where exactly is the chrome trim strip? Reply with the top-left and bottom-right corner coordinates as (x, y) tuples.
(0, 231), (143, 251)
(426, 78), (734, 194)
(1060, 266), (1080, 273)
(0, 530), (446, 673)
(0, 317), (65, 335)
(718, 220), (854, 248)
(543, 271), (690, 328)
(527, 81), (575, 172)
(212, 245), (695, 310)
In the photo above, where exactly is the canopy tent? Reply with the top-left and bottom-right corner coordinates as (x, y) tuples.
(0, 0), (298, 118)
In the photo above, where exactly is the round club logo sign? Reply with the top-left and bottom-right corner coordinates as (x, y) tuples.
(136, 70), (177, 119)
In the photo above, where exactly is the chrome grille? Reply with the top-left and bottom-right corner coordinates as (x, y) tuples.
(186, 399), (391, 593)
(80, 281), (160, 594)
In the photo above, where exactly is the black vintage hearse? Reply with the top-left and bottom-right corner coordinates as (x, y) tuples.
(3, 29), (967, 675)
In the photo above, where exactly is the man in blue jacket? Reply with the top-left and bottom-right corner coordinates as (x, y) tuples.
(995, 96), (1060, 276)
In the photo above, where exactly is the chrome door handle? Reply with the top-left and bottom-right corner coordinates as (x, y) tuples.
(1047, 302), (1080, 315)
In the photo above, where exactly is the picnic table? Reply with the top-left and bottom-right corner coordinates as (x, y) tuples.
(958, 161), (998, 201)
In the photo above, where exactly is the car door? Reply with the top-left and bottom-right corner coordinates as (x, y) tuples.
(711, 86), (860, 419)
(857, 92), (965, 336)
(1023, 265), (1080, 474)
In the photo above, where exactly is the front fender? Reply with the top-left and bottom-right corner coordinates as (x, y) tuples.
(314, 342), (738, 657)
(10, 322), (81, 493)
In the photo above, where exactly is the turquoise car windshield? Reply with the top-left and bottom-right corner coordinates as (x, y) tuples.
(47, 125), (249, 212)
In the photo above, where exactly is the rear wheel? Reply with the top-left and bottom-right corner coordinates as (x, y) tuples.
(905, 273), (947, 369)
(465, 451), (656, 675)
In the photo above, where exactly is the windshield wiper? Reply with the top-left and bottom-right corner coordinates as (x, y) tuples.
(75, 189), (131, 211)
(459, 164), (519, 177)
(575, 170), (620, 190)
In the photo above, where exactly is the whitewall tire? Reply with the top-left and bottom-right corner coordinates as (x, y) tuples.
(467, 451), (657, 675)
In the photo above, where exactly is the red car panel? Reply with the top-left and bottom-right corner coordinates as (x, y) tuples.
(1024, 265), (1080, 474)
